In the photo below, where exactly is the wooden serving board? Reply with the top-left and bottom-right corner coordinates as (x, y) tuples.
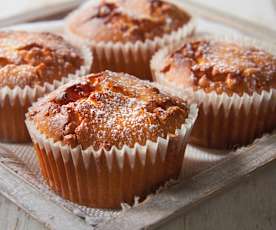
(0, 0), (85, 28)
(0, 1), (275, 230)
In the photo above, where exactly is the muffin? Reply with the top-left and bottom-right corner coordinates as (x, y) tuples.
(151, 36), (276, 149)
(0, 31), (92, 142)
(65, 0), (194, 80)
(25, 70), (198, 208)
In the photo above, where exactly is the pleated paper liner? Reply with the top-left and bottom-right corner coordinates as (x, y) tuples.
(25, 103), (198, 208)
(1, 132), (275, 227)
(0, 44), (92, 142)
(64, 0), (196, 80)
(151, 34), (276, 149)
(0, 142), (120, 226)
(0, 132), (243, 226)
(189, 89), (276, 148)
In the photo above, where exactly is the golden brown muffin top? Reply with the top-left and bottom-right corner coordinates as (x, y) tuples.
(68, 0), (190, 43)
(160, 39), (276, 95)
(28, 71), (189, 150)
(0, 31), (84, 89)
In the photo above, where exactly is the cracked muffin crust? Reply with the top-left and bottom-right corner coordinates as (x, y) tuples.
(67, 0), (190, 43)
(27, 70), (189, 150)
(0, 31), (84, 89)
(152, 37), (276, 149)
(160, 39), (276, 95)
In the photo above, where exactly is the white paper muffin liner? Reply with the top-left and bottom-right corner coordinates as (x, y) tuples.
(25, 95), (198, 208)
(64, 0), (196, 80)
(0, 44), (92, 142)
(151, 34), (276, 149)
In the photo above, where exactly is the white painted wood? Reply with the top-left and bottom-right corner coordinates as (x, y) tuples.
(0, 0), (84, 27)
(182, 0), (276, 43)
(98, 134), (276, 230)
(0, 194), (44, 230)
(0, 163), (91, 230)
(158, 160), (276, 230)
(187, 0), (276, 31)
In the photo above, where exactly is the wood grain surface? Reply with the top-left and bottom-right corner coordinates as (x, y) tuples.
(98, 134), (276, 230)
(187, 0), (276, 31)
(184, 0), (276, 43)
(159, 160), (276, 230)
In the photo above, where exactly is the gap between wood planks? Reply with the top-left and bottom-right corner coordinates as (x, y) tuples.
(98, 133), (276, 230)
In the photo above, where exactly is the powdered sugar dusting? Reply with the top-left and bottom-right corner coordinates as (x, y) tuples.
(161, 39), (276, 95)
(29, 71), (189, 150)
(0, 31), (84, 88)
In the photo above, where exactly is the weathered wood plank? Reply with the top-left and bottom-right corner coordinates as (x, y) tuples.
(182, 0), (276, 43)
(97, 134), (276, 230)
(159, 160), (276, 230)
(0, 195), (44, 230)
(0, 162), (91, 230)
